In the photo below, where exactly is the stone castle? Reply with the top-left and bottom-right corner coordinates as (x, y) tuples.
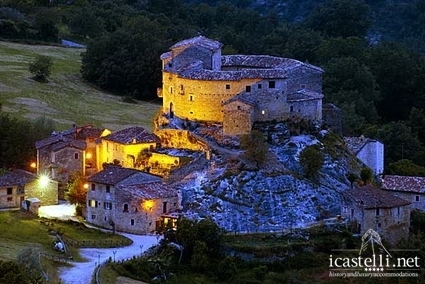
(157, 35), (324, 135)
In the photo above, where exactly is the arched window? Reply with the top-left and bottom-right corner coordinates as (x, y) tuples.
(123, 203), (129, 212)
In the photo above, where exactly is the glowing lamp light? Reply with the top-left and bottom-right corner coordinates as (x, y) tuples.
(86, 153), (92, 159)
(30, 162), (36, 168)
(38, 175), (50, 188)
(143, 200), (154, 211)
(83, 183), (89, 189)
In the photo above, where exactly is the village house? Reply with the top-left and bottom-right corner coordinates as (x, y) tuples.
(344, 136), (384, 176)
(86, 166), (179, 234)
(0, 169), (58, 209)
(157, 35), (324, 135)
(381, 175), (425, 212)
(36, 125), (110, 183)
(341, 185), (411, 245)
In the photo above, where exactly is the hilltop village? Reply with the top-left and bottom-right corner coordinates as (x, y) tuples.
(0, 36), (419, 245)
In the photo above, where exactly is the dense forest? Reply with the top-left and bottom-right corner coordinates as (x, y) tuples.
(1, 0), (425, 175)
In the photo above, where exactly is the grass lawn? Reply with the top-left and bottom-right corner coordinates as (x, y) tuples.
(0, 210), (131, 262)
(0, 40), (160, 132)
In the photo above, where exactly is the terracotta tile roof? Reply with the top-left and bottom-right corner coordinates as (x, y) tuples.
(0, 170), (37, 187)
(75, 126), (106, 139)
(103, 126), (160, 144)
(381, 175), (425, 193)
(88, 166), (161, 185)
(178, 68), (288, 81)
(118, 182), (177, 200)
(88, 166), (140, 185)
(35, 135), (86, 150)
(343, 136), (381, 155)
(342, 185), (411, 209)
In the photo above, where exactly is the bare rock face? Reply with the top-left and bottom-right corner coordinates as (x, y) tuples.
(176, 129), (361, 233)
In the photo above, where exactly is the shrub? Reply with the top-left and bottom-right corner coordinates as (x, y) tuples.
(28, 55), (52, 82)
(299, 145), (324, 178)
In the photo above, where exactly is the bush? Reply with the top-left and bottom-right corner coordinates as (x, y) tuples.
(299, 145), (324, 178)
(28, 55), (52, 82)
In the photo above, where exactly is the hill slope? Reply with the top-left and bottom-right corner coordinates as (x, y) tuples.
(0, 41), (159, 132)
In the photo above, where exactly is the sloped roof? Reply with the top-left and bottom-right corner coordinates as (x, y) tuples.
(344, 136), (382, 155)
(0, 170), (37, 187)
(381, 175), (425, 193)
(35, 135), (86, 150)
(88, 166), (140, 185)
(342, 185), (411, 209)
(102, 126), (160, 144)
(170, 35), (222, 51)
(287, 89), (324, 102)
(75, 126), (107, 139)
(118, 182), (177, 200)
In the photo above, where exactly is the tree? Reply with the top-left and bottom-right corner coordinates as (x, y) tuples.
(299, 145), (324, 179)
(240, 130), (268, 167)
(0, 260), (29, 284)
(387, 159), (425, 177)
(66, 171), (88, 216)
(28, 55), (52, 82)
(346, 172), (358, 189)
(360, 167), (373, 185)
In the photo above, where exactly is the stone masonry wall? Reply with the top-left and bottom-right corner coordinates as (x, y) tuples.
(155, 129), (208, 151)
(25, 179), (58, 205)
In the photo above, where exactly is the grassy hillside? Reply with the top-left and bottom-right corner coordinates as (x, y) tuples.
(0, 41), (160, 132)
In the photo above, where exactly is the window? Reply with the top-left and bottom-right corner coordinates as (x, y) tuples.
(123, 203), (129, 212)
(74, 153), (79, 159)
(169, 86), (173, 94)
(376, 208), (380, 216)
(237, 105), (241, 110)
(106, 185), (110, 193)
(246, 86), (251, 92)
(377, 223), (381, 228)
(130, 219), (135, 226)
(89, 200), (97, 208)
(269, 81), (275, 88)
(92, 215), (96, 220)
(261, 110), (265, 115)
(91, 184), (95, 191)
(180, 84), (184, 90)
(300, 84), (306, 89)
(258, 84), (262, 89)
(226, 84), (230, 90)
(104, 202), (112, 210)
(7, 197), (12, 202)
(7, 188), (12, 195)
(190, 95), (193, 101)
(290, 106), (294, 112)
(415, 195), (420, 202)
(397, 207), (400, 216)
(163, 202), (168, 214)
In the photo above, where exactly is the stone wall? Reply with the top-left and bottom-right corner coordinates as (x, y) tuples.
(342, 204), (410, 245)
(286, 66), (322, 94)
(390, 192), (425, 212)
(288, 98), (322, 121)
(0, 185), (23, 208)
(223, 101), (254, 135)
(25, 179), (58, 205)
(357, 141), (384, 175)
(155, 129), (208, 151)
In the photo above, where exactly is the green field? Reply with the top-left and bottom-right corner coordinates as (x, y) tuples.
(0, 41), (160, 132)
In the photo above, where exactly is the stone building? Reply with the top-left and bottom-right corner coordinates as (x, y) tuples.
(381, 175), (425, 212)
(0, 169), (58, 209)
(341, 185), (411, 245)
(344, 136), (384, 175)
(86, 166), (179, 234)
(36, 125), (110, 183)
(96, 126), (161, 170)
(158, 35), (324, 135)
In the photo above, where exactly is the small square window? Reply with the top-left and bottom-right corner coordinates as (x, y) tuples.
(415, 195), (420, 202)
(92, 215), (96, 220)
(237, 105), (241, 110)
(246, 86), (251, 92)
(300, 84), (306, 89)
(258, 84), (262, 89)
(269, 81), (275, 88)
(226, 84), (230, 90)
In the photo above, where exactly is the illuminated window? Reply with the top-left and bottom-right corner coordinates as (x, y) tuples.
(269, 81), (275, 88)
(89, 200), (97, 208)
(261, 110), (265, 115)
